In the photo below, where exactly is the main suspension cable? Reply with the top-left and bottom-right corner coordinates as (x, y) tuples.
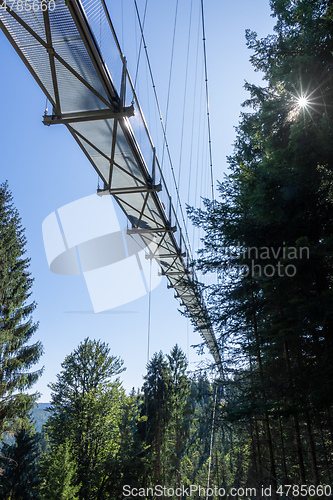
(176, 0), (193, 215)
(133, 0), (149, 92)
(200, 0), (214, 201)
(162, 0), (179, 166)
(133, 0), (192, 256)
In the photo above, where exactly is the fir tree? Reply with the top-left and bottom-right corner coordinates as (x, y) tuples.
(0, 182), (43, 435)
(165, 345), (191, 489)
(140, 351), (171, 484)
(0, 429), (40, 499)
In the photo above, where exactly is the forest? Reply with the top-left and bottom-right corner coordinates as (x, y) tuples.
(1, 0), (333, 498)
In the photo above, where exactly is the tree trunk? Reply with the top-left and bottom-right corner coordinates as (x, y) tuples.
(319, 415), (332, 483)
(254, 417), (263, 486)
(249, 420), (259, 483)
(305, 411), (319, 485)
(283, 340), (306, 483)
(327, 406), (333, 444)
(278, 414), (289, 483)
(251, 283), (277, 497)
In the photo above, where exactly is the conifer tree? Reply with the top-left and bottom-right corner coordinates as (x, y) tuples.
(0, 182), (43, 435)
(0, 429), (40, 499)
(166, 345), (191, 489)
(140, 351), (171, 484)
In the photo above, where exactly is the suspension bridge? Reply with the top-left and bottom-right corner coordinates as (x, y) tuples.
(0, 0), (222, 371)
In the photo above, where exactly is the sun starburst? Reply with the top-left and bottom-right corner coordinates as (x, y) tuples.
(297, 95), (309, 109)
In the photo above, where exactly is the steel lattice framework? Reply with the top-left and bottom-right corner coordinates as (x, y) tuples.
(0, 0), (222, 371)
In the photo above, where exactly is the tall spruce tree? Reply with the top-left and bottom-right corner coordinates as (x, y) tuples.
(0, 182), (43, 435)
(165, 345), (191, 489)
(0, 429), (40, 499)
(140, 351), (171, 485)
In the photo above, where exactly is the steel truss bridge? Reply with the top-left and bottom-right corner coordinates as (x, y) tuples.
(0, 0), (222, 371)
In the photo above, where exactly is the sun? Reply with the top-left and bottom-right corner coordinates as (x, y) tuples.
(297, 95), (309, 109)
(298, 96), (309, 108)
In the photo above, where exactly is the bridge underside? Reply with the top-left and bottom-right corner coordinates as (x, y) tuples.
(0, 0), (222, 372)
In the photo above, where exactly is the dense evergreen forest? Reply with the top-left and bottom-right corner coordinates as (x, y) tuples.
(1, 0), (333, 498)
(189, 0), (333, 496)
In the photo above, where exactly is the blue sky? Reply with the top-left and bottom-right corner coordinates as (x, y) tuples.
(0, 0), (274, 401)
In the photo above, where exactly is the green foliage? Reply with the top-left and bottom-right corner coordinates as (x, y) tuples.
(140, 346), (213, 491)
(189, 0), (333, 488)
(0, 182), (43, 435)
(140, 351), (171, 483)
(42, 338), (135, 500)
(165, 345), (191, 487)
(101, 391), (146, 497)
(38, 440), (80, 500)
(0, 429), (40, 499)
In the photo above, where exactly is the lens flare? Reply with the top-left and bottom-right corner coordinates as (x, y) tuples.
(297, 95), (309, 109)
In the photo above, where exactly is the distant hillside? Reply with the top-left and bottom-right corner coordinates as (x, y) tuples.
(1, 403), (51, 445)
(31, 403), (50, 432)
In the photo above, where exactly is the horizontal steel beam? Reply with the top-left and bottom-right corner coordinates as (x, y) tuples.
(127, 226), (177, 235)
(43, 106), (134, 126)
(97, 184), (162, 196)
(145, 252), (186, 259)
(160, 270), (190, 276)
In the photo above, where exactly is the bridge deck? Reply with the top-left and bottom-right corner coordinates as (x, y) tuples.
(0, 0), (222, 371)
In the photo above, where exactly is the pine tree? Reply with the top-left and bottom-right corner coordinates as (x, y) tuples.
(0, 182), (43, 435)
(101, 391), (145, 498)
(0, 429), (40, 499)
(165, 345), (191, 489)
(140, 351), (171, 484)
